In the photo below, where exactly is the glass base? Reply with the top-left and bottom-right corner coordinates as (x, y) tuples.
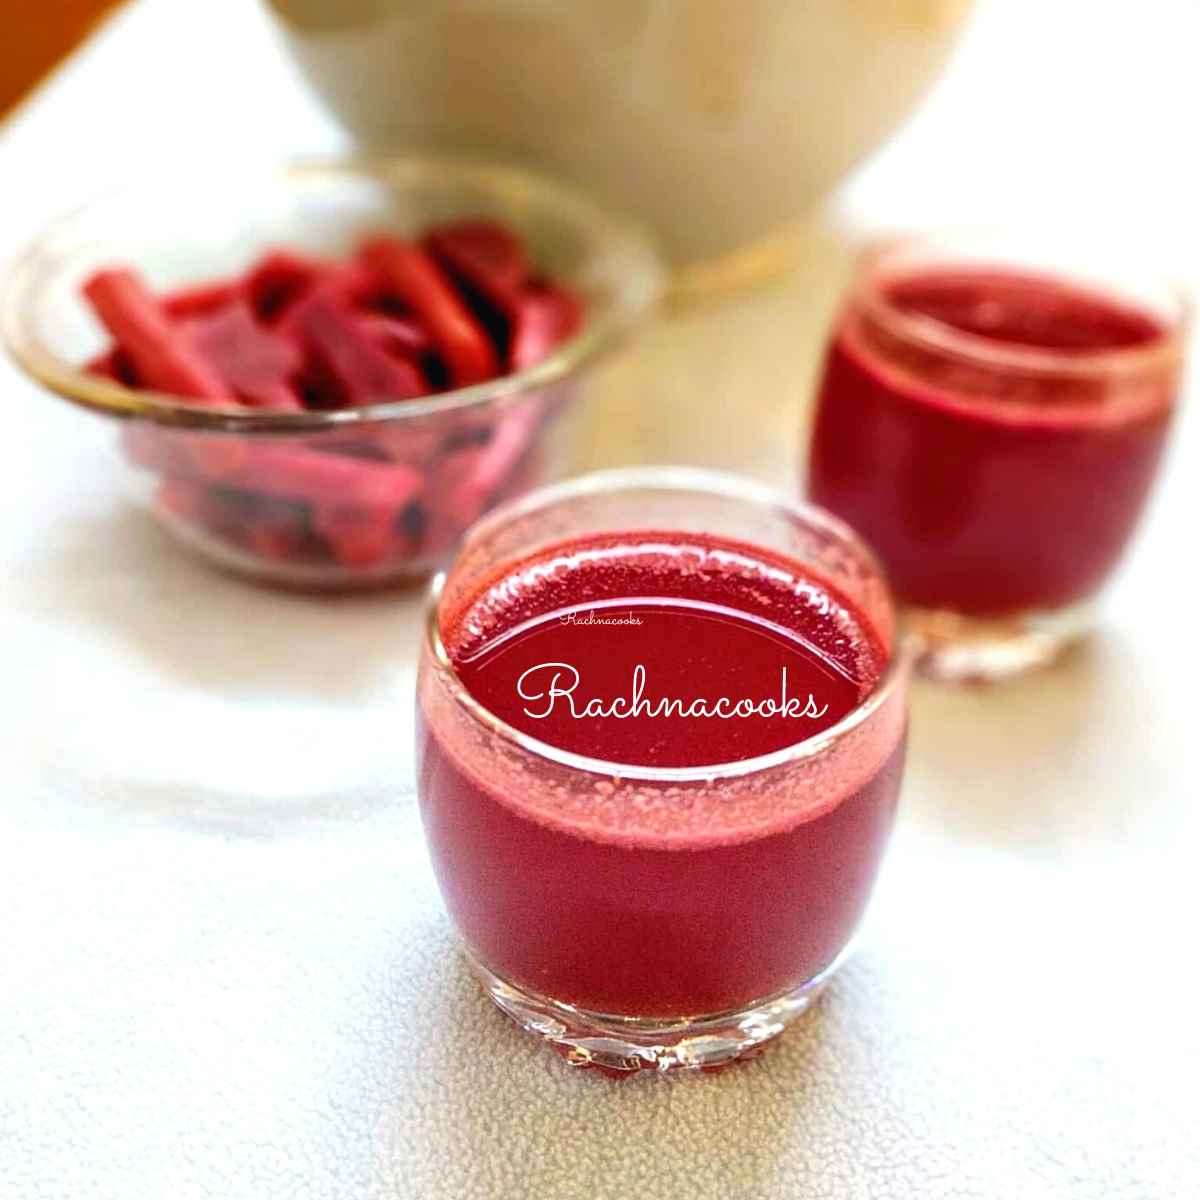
(467, 947), (849, 1075)
(905, 599), (1095, 683)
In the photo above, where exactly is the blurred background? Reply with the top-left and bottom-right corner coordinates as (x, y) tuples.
(7, 0), (1198, 480)
(3, 3), (1199, 1198)
(0, 0), (120, 115)
(8, 0), (1199, 252)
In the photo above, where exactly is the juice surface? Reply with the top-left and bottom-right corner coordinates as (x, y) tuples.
(418, 532), (902, 1016)
(446, 532), (880, 772)
(808, 268), (1175, 616)
(888, 269), (1163, 352)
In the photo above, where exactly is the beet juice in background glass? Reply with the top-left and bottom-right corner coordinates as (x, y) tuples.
(806, 231), (1188, 681)
(417, 468), (910, 1074)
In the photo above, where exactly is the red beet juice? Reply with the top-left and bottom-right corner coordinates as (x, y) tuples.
(808, 265), (1181, 618)
(417, 528), (905, 1019)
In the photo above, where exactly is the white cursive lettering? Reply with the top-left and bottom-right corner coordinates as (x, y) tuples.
(514, 663), (831, 722)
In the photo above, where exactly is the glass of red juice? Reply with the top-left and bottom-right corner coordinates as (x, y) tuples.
(806, 231), (1188, 681)
(416, 468), (910, 1073)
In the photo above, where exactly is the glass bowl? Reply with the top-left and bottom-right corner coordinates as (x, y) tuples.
(1, 155), (662, 587)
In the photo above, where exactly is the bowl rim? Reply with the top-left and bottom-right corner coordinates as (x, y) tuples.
(0, 154), (664, 433)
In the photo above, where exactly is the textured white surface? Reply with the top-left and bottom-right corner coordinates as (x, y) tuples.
(2, 3), (1199, 1198)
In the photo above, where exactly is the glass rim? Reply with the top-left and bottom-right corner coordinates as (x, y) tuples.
(0, 154), (664, 434)
(424, 465), (910, 784)
(853, 228), (1192, 382)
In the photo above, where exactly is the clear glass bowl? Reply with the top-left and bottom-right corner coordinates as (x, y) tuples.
(1, 156), (662, 587)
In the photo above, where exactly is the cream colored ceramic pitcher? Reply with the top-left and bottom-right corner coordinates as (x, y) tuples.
(265, 0), (972, 275)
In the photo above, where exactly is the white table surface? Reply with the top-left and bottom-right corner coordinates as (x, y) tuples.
(2, 3), (1198, 1198)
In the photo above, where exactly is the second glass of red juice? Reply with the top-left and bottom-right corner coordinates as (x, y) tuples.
(807, 231), (1187, 680)
(417, 468), (909, 1073)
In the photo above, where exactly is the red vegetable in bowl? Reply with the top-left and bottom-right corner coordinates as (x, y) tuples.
(161, 280), (241, 321)
(244, 251), (321, 324)
(511, 285), (583, 370)
(360, 236), (500, 386)
(185, 300), (303, 412)
(83, 269), (234, 403)
(80, 220), (583, 574)
(290, 292), (426, 406)
(424, 219), (529, 313)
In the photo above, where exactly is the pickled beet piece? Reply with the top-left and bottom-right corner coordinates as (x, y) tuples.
(275, 265), (373, 337)
(84, 347), (139, 387)
(186, 299), (303, 411)
(510, 285), (583, 371)
(293, 293), (427, 406)
(244, 251), (321, 324)
(162, 280), (240, 320)
(424, 219), (530, 312)
(361, 236), (499, 387)
(82, 268), (234, 403)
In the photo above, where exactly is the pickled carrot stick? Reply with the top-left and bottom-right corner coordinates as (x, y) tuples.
(82, 268), (235, 402)
(161, 280), (241, 320)
(127, 427), (422, 511)
(424, 220), (529, 313)
(84, 270), (250, 472)
(361, 236), (499, 386)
